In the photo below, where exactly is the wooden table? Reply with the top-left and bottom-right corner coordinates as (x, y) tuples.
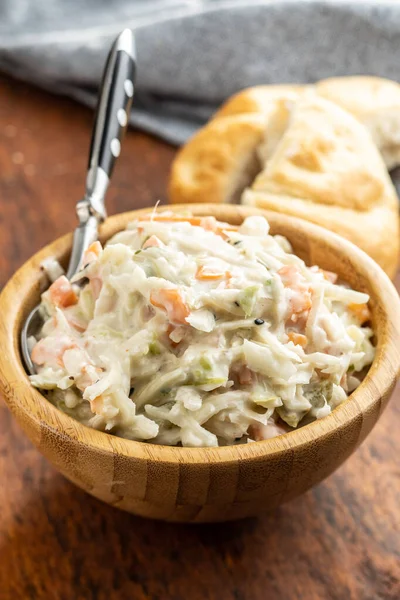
(0, 75), (399, 600)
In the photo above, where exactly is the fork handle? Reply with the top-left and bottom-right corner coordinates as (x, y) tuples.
(66, 30), (136, 280)
(85, 29), (136, 221)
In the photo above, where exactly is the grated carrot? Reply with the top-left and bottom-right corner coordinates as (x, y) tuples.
(287, 331), (307, 348)
(138, 214), (238, 237)
(150, 288), (190, 325)
(48, 276), (78, 308)
(195, 266), (231, 281)
(348, 302), (371, 325)
(83, 241), (102, 266)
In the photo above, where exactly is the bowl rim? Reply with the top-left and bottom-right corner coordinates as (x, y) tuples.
(1, 203), (400, 465)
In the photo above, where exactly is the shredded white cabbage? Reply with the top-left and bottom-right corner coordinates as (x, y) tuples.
(29, 213), (375, 446)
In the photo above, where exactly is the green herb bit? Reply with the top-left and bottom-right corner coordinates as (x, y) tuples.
(199, 355), (212, 371)
(304, 381), (333, 408)
(238, 285), (259, 317)
(276, 405), (306, 428)
(194, 377), (226, 387)
(149, 341), (161, 355)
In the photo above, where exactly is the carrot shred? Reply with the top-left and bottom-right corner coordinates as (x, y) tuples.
(31, 337), (76, 366)
(90, 395), (104, 413)
(150, 288), (190, 325)
(278, 265), (312, 316)
(83, 241), (102, 265)
(48, 276), (78, 308)
(195, 266), (231, 281)
(137, 214), (238, 237)
(348, 302), (371, 325)
(287, 331), (307, 348)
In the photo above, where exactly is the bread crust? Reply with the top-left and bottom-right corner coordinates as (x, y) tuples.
(169, 114), (267, 205)
(214, 84), (308, 120)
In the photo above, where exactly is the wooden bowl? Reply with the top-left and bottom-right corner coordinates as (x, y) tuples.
(1, 204), (400, 523)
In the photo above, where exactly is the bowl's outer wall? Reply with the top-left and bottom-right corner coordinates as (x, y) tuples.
(1, 204), (399, 522)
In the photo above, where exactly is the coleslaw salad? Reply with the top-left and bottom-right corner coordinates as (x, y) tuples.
(29, 212), (375, 447)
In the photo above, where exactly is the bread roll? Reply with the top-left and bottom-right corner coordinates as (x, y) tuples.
(252, 97), (390, 211)
(244, 97), (399, 276)
(169, 77), (400, 277)
(316, 77), (400, 170)
(212, 76), (400, 170)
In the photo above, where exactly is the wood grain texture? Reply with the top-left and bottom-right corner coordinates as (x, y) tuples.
(0, 76), (400, 599)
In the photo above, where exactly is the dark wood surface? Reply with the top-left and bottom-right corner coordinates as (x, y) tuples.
(0, 75), (399, 600)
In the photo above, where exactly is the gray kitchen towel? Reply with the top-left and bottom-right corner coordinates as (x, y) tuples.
(1, 0), (400, 145)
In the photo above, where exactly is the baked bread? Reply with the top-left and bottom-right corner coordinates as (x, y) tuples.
(244, 97), (399, 277)
(316, 77), (400, 170)
(213, 76), (400, 169)
(169, 77), (400, 277)
(214, 84), (309, 120)
(168, 113), (267, 205)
